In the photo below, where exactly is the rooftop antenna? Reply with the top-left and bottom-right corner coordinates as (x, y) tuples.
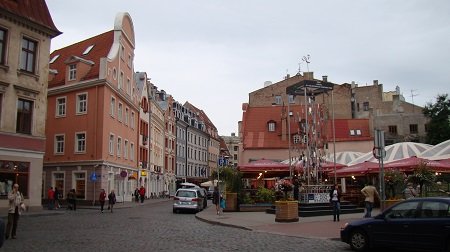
(297, 61), (302, 75)
(302, 54), (311, 72)
(410, 89), (418, 113)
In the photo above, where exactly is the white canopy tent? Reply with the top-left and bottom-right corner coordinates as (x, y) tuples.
(419, 139), (450, 160)
(348, 142), (432, 165)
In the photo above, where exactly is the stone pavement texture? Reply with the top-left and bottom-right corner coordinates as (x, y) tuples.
(196, 204), (381, 240)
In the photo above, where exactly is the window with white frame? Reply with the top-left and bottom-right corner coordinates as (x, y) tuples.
(73, 172), (86, 199)
(268, 121), (276, 132)
(118, 103), (123, 122)
(76, 93), (87, 114)
(125, 107), (129, 125)
(56, 97), (66, 117)
(130, 142), (135, 161)
(119, 71), (123, 89)
(110, 96), (115, 117)
(127, 78), (131, 95)
(109, 134), (114, 155)
(117, 137), (122, 157)
(69, 64), (77, 80)
(75, 132), (86, 153)
(131, 112), (135, 129)
(275, 95), (282, 105)
(55, 134), (65, 154)
(289, 95), (295, 104)
(124, 140), (128, 159)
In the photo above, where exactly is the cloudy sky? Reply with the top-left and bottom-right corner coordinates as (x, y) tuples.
(46, 0), (450, 136)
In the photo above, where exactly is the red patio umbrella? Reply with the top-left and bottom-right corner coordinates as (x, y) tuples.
(332, 161), (379, 177)
(383, 156), (450, 172)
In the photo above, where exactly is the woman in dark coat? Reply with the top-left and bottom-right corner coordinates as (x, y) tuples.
(329, 184), (341, 222)
(108, 190), (116, 213)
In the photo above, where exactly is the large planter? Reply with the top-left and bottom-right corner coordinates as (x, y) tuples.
(275, 200), (299, 222)
(224, 193), (238, 212)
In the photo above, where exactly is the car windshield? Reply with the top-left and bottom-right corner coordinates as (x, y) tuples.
(177, 191), (196, 198)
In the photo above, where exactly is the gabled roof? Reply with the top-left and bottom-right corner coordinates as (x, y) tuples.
(184, 101), (218, 135)
(241, 105), (371, 149)
(49, 30), (114, 87)
(0, 0), (61, 37)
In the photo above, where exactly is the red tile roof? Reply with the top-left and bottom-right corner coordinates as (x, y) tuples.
(0, 0), (61, 37)
(242, 105), (371, 150)
(49, 30), (114, 87)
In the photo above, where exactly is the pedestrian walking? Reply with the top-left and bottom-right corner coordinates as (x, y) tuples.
(99, 189), (107, 213)
(329, 184), (341, 222)
(54, 187), (61, 209)
(139, 186), (146, 203)
(403, 182), (417, 199)
(212, 187), (220, 215)
(67, 189), (76, 211)
(361, 182), (380, 218)
(47, 186), (54, 210)
(5, 183), (24, 240)
(134, 188), (139, 203)
(108, 190), (116, 213)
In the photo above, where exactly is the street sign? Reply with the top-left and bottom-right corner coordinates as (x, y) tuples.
(90, 172), (97, 182)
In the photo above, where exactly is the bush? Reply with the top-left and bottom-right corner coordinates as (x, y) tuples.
(256, 187), (275, 203)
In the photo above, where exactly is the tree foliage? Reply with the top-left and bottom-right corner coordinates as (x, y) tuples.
(407, 161), (436, 197)
(423, 94), (450, 145)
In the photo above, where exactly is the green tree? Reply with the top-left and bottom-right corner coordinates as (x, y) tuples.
(407, 161), (436, 197)
(423, 94), (450, 145)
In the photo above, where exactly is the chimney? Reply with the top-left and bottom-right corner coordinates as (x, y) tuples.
(231, 133), (235, 137)
(304, 72), (314, 80)
(373, 80), (378, 85)
(322, 75), (328, 82)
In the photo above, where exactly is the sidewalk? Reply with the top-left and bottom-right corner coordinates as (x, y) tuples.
(196, 205), (380, 240)
(1, 197), (172, 218)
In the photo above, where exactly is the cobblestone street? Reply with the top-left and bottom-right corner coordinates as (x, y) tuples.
(2, 201), (351, 252)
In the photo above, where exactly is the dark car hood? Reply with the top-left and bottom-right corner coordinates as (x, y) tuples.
(346, 216), (382, 226)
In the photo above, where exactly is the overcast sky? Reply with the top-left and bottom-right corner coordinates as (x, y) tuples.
(46, 0), (450, 136)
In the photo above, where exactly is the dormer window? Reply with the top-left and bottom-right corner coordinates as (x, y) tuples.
(267, 121), (276, 132)
(82, 45), (94, 55)
(69, 64), (77, 80)
(49, 54), (60, 64)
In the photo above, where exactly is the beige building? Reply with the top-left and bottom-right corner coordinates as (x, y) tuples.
(148, 82), (166, 196)
(221, 133), (240, 167)
(0, 0), (60, 210)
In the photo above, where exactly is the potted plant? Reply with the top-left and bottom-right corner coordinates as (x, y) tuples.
(274, 179), (299, 222)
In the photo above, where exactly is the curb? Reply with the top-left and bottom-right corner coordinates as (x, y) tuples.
(195, 214), (253, 231)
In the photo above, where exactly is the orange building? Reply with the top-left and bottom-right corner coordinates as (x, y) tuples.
(44, 13), (139, 203)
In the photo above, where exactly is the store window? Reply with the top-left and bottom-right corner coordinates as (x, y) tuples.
(53, 172), (65, 199)
(0, 161), (29, 198)
(73, 172), (86, 199)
